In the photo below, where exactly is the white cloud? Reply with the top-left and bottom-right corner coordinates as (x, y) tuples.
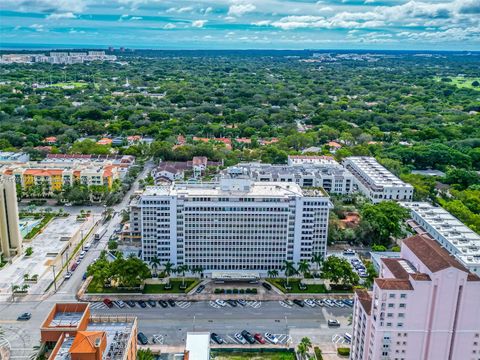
(203, 7), (213, 14)
(29, 24), (45, 32)
(252, 20), (271, 26)
(46, 12), (77, 20)
(130, 16), (143, 20)
(192, 20), (207, 28)
(228, 3), (256, 17)
(163, 23), (176, 29)
(166, 6), (194, 14)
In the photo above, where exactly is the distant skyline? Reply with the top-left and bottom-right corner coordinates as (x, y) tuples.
(0, 0), (479, 50)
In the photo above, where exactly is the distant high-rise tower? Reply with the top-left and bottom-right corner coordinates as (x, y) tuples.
(0, 175), (22, 258)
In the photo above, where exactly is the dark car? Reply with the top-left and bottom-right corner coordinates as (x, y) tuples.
(17, 313), (31, 321)
(70, 263), (78, 272)
(137, 332), (148, 345)
(137, 300), (147, 308)
(328, 319), (341, 327)
(158, 300), (168, 308)
(227, 299), (237, 307)
(147, 299), (156, 307)
(195, 285), (205, 294)
(210, 332), (224, 344)
(241, 330), (255, 344)
(103, 298), (113, 308)
(82, 272), (87, 281)
(262, 282), (272, 291)
(126, 300), (136, 308)
(168, 299), (176, 307)
(293, 299), (305, 307)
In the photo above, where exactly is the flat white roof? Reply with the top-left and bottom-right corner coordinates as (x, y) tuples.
(402, 202), (480, 267)
(344, 157), (412, 188)
(185, 332), (210, 360)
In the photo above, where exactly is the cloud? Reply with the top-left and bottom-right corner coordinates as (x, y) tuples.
(46, 12), (77, 20)
(163, 23), (176, 29)
(191, 20), (207, 28)
(228, 3), (256, 17)
(130, 16), (143, 20)
(29, 24), (45, 32)
(166, 6), (194, 14)
(7, 0), (86, 13)
(252, 20), (271, 26)
(203, 7), (213, 14)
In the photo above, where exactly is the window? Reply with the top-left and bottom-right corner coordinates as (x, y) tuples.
(400, 294), (407, 299)
(389, 294), (396, 299)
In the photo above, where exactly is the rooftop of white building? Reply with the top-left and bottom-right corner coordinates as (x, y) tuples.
(402, 202), (480, 268)
(344, 156), (413, 189)
(142, 178), (329, 198)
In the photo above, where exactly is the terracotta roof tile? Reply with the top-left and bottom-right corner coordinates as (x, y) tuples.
(382, 258), (410, 279)
(403, 235), (469, 274)
(70, 331), (105, 354)
(410, 273), (431, 281)
(355, 288), (372, 315)
(467, 273), (480, 281)
(375, 278), (413, 291)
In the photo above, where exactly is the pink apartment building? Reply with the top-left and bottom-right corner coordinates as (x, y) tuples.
(350, 234), (480, 360)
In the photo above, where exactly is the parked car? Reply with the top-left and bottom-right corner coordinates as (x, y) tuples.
(79, 251), (86, 259)
(264, 332), (278, 344)
(241, 330), (255, 344)
(343, 299), (354, 307)
(195, 285), (205, 294)
(137, 300), (147, 308)
(168, 299), (176, 307)
(227, 299), (238, 307)
(334, 300), (346, 308)
(211, 333), (224, 344)
(254, 333), (266, 344)
(315, 299), (324, 306)
(103, 298), (113, 308)
(64, 272), (72, 280)
(137, 332), (148, 345)
(70, 263), (78, 272)
(234, 332), (247, 344)
(215, 299), (227, 307)
(84, 243), (91, 251)
(17, 313), (31, 321)
(237, 299), (247, 306)
(158, 300), (168, 308)
(126, 300), (136, 308)
(262, 282), (272, 291)
(328, 319), (341, 327)
(293, 299), (305, 307)
(82, 272), (87, 281)
(284, 299), (294, 306)
(147, 299), (156, 307)
(114, 300), (126, 308)
(305, 299), (316, 307)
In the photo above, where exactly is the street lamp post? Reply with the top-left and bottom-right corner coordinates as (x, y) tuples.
(193, 315), (196, 331)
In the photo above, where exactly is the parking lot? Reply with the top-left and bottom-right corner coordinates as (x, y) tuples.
(89, 298), (354, 347)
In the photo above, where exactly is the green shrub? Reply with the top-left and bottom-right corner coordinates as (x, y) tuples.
(337, 347), (350, 356)
(25, 247), (33, 256)
(314, 347), (323, 360)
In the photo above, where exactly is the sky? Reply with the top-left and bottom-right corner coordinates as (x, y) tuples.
(0, 0), (479, 50)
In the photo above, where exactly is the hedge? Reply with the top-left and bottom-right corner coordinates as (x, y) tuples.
(314, 347), (323, 360)
(337, 347), (350, 356)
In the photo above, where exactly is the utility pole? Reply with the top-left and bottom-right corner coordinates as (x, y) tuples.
(51, 265), (57, 292)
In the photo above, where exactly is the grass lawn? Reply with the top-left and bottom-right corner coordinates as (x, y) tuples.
(51, 82), (88, 88)
(434, 76), (480, 90)
(267, 278), (352, 294)
(211, 351), (295, 360)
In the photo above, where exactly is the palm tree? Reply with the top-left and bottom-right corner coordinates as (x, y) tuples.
(163, 260), (175, 277)
(311, 253), (324, 275)
(197, 265), (204, 278)
(300, 337), (312, 349)
(298, 260), (310, 278)
(267, 269), (279, 278)
(297, 342), (307, 360)
(177, 264), (189, 288)
(282, 260), (297, 287)
(149, 256), (161, 277)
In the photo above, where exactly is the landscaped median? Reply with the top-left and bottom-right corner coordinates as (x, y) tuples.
(86, 277), (200, 295)
(266, 278), (353, 294)
(211, 348), (295, 360)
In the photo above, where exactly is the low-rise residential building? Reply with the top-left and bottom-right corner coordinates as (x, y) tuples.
(223, 158), (354, 194)
(287, 155), (337, 166)
(0, 175), (22, 258)
(0, 151), (30, 163)
(152, 157), (223, 183)
(402, 202), (480, 275)
(40, 303), (137, 360)
(343, 157), (413, 203)
(350, 234), (480, 360)
(132, 178), (332, 273)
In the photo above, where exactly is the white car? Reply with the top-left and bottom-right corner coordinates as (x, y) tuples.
(284, 299), (294, 306)
(114, 300), (126, 308)
(305, 299), (316, 307)
(84, 243), (91, 251)
(64, 272), (72, 280)
(235, 333), (247, 344)
(215, 299), (227, 307)
(79, 251), (86, 259)
(315, 299), (324, 307)
(264, 332), (278, 344)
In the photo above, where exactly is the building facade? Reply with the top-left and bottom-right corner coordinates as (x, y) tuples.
(0, 175), (22, 258)
(343, 157), (413, 203)
(132, 178), (332, 272)
(402, 202), (480, 275)
(223, 158), (354, 194)
(350, 235), (480, 360)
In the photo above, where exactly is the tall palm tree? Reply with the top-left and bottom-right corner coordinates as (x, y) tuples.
(177, 264), (189, 287)
(311, 253), (324, 274)
(296, 342), (307, 360)
(149, 256), (161, 277)
(300, 336), (312, 349)
(282, 260), (297, 287)
(267, 269), (279, 278)
(298, 260), (310, 278)
(163, 260), (175, 277)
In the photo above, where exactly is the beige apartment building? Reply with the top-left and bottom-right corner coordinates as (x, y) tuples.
(0, 175), (22, 258)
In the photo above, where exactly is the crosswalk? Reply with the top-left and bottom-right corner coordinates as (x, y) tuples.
(176, 301), (191, 309)
(246, 300), (261, 309)
(89, 302), (108, 310)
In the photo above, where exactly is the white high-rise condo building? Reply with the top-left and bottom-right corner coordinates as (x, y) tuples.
(0, 175), (22, 258)
(132, 178), (332, 272)
(343, 157), (413, 203)
(402, 202), (480, 275)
